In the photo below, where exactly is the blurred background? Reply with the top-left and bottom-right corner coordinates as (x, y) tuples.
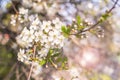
(0, 0), (120, 80)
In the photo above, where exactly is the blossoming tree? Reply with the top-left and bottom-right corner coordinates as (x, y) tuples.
(0, 0), (120, 80)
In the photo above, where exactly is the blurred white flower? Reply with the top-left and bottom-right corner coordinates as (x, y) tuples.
(32, 62), (42, 78)
(58, 3), (77, 24)
(69, 67), (80, 77)
(10, 15), (17, 26)
(103, 66), (114, 75)
(79, 48), (100, 68)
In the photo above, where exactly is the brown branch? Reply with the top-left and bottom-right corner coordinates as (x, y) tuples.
(16, 66), (20, 80)
(27, 45), (36, 80)
(3, 63), (17, 80)
(11, 1), (18, 14)
(75, 0), (119, 34)
(107, 0), (119, 13)
(112, 0), (120, 7)
(27, 64), (34, 80)
(69, 35), (81, 47)
(21, 66), (28, 79)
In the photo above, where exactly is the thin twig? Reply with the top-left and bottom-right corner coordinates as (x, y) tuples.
(69, 35), (81, 47)
(27, 64), (34, 80)
(21, 66), (28, 79)
(16, 65), (20, 80)
(107, 0), (119, 13)
(11, 1), (18, 14)
(74, 0), (119, 35)
(3, 63), (17, 80)
(27, 45), (36, 80)
(112, 0), (120, 7)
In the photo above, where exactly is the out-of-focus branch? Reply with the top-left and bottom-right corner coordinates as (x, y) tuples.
(11, 1), (18, 14)
(3, 63), (17, 80)
(75, 0), (119, 34)
(112, 0), (120, 6)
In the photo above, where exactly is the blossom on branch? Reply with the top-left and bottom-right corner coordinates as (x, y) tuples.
(17, 16), (66, 65)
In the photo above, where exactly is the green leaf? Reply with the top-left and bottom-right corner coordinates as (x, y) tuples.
(61, 26), (67, 32)
(78, 26), (85, 31)
(6, 2), (12, 9)
(56, 57), (63, 62)
(102, 13), (109, 19)
(76, 16), (82, 25)
(61, 26), (70, 33)
(99, 13), (111, 22)
(39, 59), (46, 66)
(61, 26), (70, 37)
(47, 49), (53, 57)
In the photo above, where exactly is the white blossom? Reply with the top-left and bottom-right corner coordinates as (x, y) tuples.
(18, 7), (29, 23)
(18, 49), (31, 64)
(10, 15), (17, 26)
(17, 17), (66, 64)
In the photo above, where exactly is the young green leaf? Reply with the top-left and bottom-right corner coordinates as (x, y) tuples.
(99, 13), (111, 22)
(76, 16), (82, 25)
(61, 26), (70, 37)
(39, 59), (46, 66)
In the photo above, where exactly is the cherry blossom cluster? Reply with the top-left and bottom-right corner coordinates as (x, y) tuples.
(10, 7), (29, 26)
(16, 15), (66, 64)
